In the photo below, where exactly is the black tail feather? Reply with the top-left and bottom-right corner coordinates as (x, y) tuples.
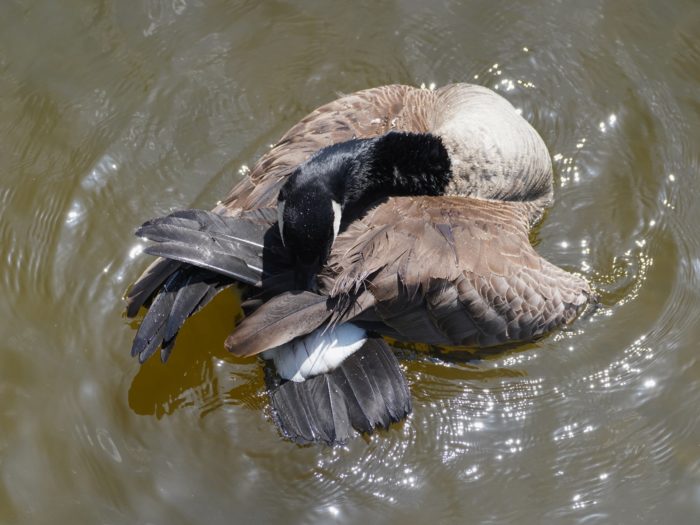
(267, 339), (412, 445)
(269, 376), (348, 445)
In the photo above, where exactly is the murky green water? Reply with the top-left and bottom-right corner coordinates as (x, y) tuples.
(2, 1), (700, 523)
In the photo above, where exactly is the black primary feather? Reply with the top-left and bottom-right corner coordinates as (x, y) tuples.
(130, 267), (231, 363)
(137, 210), (267, 285)
(144, 243), (261, 285)
(128, 209), (280, 362)
(125, 258), (182, 317)
(267, 338), (412, 445)
(163, 272), (224, 343)
(131, 270), (184, 362)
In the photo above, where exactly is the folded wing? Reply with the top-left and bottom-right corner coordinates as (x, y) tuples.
(324, 196), (592, 347)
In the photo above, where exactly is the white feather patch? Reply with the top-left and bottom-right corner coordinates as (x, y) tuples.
(277, 199), (286, 247)
(331, 199), (342, 241)
(262, 323), (367, 382)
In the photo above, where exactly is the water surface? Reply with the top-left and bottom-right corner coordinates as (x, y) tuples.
(1, 1), (700, 523)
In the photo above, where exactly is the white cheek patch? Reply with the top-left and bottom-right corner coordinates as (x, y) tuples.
(277, 199), (286, 247)
(331, 199), (342, 241)
(262, 323), (367, 382)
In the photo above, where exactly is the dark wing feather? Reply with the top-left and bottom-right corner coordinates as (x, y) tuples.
(131, 270), (183, 362)
(143, 243), (261, 285)
(137, 210), (268, 285)
(127, 207), (280, 317)
(128, 208), (281, 363)
(125, 258), (182, 317)
(268, 338), (411, 445)
(225, 291), (332, 357)
(163, 272), (223, 343)
(129, 267), (230, 363)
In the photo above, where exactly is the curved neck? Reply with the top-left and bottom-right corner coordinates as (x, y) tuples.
(333, 131), (453, 218)
(277, 131), (453, 290)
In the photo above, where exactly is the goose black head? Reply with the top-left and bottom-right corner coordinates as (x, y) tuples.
(277, 159), (347, 291)
(276, 132), (455, 290)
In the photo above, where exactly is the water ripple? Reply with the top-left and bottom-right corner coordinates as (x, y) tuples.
(2, 1), (700, 524)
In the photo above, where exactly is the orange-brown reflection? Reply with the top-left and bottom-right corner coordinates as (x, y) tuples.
(127, 288), (261, 417)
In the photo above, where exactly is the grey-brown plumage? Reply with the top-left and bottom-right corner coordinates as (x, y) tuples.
(212, 84), (553, 224)
(127, 83), (593, 443)
(323, 196), (589, 347)
(221, 196), (590, 356)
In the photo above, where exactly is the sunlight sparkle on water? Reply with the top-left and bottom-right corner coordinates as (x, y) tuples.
(500, 78), (515, 91)
(65, 201), (85, 225)
(82, 154), (118, 190)
(128, 244), (144, 259)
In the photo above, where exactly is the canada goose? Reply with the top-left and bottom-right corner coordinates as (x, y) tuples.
(127, 84), (592, 444)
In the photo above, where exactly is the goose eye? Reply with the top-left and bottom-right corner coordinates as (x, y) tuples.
(277, 200), (286, 247)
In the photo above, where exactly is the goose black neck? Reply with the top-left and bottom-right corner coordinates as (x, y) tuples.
(338, 131), (452, 217)
(277, 131), (453, 290)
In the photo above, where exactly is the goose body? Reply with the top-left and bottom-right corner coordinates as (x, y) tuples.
(127, 83), (592, 444)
